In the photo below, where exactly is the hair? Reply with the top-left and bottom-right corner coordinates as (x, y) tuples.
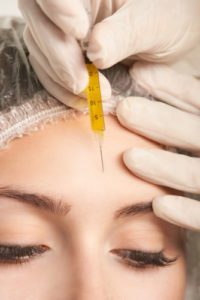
(0, 17), (73, 149)
(0, 17), (200, 299)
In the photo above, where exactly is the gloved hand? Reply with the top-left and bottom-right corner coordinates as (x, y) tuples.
(18, 0), (200, 107)
(117, 61), (200, 231)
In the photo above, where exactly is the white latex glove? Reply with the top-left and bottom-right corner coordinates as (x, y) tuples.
(116, 61), (200, 231)
(18, 0), (200, 108)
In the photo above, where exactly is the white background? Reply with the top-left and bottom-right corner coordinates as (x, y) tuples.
(0, 0), (21, 16)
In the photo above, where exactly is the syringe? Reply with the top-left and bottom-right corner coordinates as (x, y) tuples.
(84, 56), (105, 172)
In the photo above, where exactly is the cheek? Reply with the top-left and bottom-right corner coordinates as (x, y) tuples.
(0, 253), (72, 299)
(107, 256), (186, 300)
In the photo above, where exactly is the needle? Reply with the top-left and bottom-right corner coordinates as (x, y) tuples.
(97, 133), (104, 172)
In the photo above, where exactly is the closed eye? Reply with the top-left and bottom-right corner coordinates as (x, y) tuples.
(0, 245), (50, 265)
(111, 249), (178, 270)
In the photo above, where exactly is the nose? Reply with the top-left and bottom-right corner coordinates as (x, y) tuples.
(70, 248), (108, 300)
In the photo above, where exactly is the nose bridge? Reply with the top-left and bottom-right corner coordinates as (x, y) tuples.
(70, 241), (108, 300)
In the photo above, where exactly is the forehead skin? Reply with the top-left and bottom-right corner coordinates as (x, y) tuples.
(0, 115), (167, 197)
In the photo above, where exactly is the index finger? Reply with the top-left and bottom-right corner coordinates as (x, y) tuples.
(36, 0), (90, 39)
(153, 196), (200, 231)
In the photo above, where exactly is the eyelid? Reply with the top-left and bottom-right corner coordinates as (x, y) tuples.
(0, 244), (50, 265)
(111, 249), (178, 269)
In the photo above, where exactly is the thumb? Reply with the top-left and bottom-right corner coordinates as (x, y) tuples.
(153, 195), (200, 231)
(87, 3), (141, 69)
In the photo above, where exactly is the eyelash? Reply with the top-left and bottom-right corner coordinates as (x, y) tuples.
(0, 246), (177, 270)
(111, 249), (178, 270)
(0, 245), (49, 265)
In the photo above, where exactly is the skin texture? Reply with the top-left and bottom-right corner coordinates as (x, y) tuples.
(0, 115), (185, 300)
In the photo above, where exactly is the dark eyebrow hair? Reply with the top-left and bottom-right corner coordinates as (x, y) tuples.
(0, 186), (71, 216)
(0, 186), (153, 219)
(114, 202), (153, 219)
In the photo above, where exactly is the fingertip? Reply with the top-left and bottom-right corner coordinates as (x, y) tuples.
(152, 196), (173, 218)
(123, 148), (149, 174)
(53, 47), (89, 95)
(87, 22), (116, 69)
(123, 148), (135, 170)
(152, 196), (194, 229)
(116, 97), (146, 128)
(152, 196), (179, 227)
(98, 73), (112, 101)
(73, 72), (89, 95)
(116, 99), (130, 126)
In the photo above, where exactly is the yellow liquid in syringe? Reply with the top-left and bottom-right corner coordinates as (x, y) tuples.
(85, 62), (105, 171)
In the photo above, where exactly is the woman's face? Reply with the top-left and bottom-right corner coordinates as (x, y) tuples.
(0, 115), (185, 299)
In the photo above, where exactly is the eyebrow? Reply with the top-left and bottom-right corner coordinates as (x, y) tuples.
(0, 186), (71, 216)
(114, 202), (153, 219)
(0, 186), (153, 219)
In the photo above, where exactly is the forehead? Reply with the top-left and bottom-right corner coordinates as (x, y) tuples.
(0, 115), (167, 209)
